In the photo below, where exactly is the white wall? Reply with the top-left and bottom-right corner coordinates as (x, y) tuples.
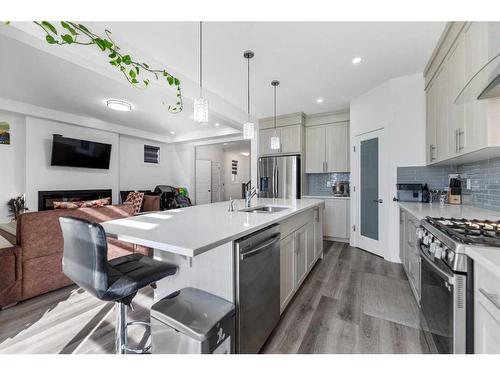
(0, 111), (26, 222)
(119, 135), (172, 192)
(350, 73), (426, 263)
(25, 117), (120, 210)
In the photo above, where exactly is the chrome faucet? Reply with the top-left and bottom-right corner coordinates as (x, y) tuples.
(245, 187), (258, 208)
(228, 198), (235, 212)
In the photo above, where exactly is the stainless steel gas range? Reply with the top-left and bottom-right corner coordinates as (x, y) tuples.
(417, 217), (488, 354)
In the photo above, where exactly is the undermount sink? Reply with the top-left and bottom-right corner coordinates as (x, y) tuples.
(239, 205), (290, 214)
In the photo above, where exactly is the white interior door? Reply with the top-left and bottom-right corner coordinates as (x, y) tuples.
(354, 129), (387, 257)
(211, 161), (222, 202)
(195, 159), (212, 205)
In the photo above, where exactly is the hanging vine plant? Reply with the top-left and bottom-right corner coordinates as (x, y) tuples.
(5, 21), (183, 113)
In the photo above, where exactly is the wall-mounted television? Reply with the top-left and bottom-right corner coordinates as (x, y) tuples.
(50, 135), (112, 170)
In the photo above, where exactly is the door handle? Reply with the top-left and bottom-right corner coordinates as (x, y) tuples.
(373, 199), (383, 203)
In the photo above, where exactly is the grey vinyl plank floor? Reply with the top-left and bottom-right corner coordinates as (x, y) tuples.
(0, 241), (429, 354)
(262, 241), (430, 354)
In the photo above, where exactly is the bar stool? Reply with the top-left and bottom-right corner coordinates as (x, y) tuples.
(59, 216), (177, 354)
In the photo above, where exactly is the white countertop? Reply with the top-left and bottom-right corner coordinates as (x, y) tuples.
(302, 195), (350, 200)
(102, 198), (324, 257)
(398, 202), (500, 221)
(399, 202), (500, 277)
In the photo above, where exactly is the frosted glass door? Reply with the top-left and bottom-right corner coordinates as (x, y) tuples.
(360, 138), (379, 240)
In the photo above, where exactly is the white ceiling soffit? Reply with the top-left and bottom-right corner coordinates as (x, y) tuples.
(0, 21), (445, 141)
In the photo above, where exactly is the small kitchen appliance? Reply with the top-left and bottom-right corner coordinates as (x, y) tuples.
(396, 183), (425, 202)
(332, 181), (350, 197)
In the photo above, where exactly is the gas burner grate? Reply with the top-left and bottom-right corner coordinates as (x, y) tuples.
(427, 216), (500, 247)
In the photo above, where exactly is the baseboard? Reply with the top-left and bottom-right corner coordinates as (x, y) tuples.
(323, 236), (349, 243)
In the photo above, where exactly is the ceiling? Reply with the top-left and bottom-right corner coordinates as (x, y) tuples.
(0, 21), (445, 142)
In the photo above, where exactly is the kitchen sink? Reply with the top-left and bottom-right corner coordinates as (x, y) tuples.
(239, 205), (290, 214)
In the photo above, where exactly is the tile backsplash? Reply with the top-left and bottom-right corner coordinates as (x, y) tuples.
(306, 173), (350, 196)
(397, 156), (500, 212)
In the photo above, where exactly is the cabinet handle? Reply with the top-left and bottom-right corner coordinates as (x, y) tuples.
(429, 145), (436, 162)
(325, 161), (328, 172)
(455, 129), (459, 153)
(479, 288), (500, 311)
(458, 129), (464, 151)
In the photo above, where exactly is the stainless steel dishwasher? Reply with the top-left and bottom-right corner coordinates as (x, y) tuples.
(234, 224), (280, 353)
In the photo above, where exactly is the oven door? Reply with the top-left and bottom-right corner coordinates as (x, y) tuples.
(420, 243), (456, 353)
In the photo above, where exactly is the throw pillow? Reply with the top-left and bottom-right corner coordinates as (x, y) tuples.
(125, 192), (145, 214)
(53, 201), (82, 209)
(80, 197), (111, 208)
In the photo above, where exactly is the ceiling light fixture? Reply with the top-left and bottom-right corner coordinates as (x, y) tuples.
(316, 97), (324, 103)
(193, 21), (208, 123)
(214, 122), (220, 127)
(106, 99), (131, 112)
(170, 131), (175, 135)
(352, 56), (362, 65)
(241, 152), (250, 156)
(243, 50), (255, 140)
(270, 80), (281, 150)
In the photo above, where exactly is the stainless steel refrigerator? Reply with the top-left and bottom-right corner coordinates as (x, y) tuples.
(258, 155), (301, 199)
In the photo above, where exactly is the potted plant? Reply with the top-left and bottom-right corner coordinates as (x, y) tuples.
(7, 193), (28, 221)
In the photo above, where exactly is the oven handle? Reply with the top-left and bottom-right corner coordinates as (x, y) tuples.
(418, 240), (455, 285)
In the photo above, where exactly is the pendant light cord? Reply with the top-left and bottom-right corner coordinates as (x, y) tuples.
(247, 57), (250, 118)
(199, 21), (203, 94)
(273, 84), (277, 129)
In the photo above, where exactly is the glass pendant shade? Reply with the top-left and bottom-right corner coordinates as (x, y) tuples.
(243, 121), (254, 140)
(193, 97), (208, 123)
(270, 134), (280, 150)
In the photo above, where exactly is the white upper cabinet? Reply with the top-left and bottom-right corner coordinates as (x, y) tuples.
(259, 125), (303, 156)
(305, 126), (326, 173)
(305, 122), (349, 173)
(425, 22), (500, 165)
(325, 123), (349, 172)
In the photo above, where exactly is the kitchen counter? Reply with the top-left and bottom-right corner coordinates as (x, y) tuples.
(398, 202), (500, 221)
(399, 202), (500, 277)
(102, 198), (324, 257)
(302, 195), (350, 200)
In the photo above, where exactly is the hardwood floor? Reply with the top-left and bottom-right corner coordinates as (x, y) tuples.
(0, 241), (430, 354)
(262, 241), (430, 354)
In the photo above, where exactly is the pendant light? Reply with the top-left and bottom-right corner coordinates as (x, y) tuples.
(270, 80), (281, 150)
(243, 50), (255, 140)
(193, 21), (208, 123)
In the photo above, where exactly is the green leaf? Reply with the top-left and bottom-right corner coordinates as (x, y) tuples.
(103, 39), (113, 49)
(167, 76), (174, 85)
(5, 21), (11, 25)
(122, 55), (131, 65)
(61, 21), (77, 35)
(42, 21), (57, 35)
(108, 52), (117, 59)
(45, 34), (57, 44)
(129, 69), (136, 78)
(94, 38), (106, 51)
(143, 79), (149, 86)
(61, 34), (73, 44)
(142, 63), (149, 69)
(115, 56), (122, 64)
(131, 78), (139, 84)
(174, 78), (180, 86)
(78, 24), (89, 33)
(109, 60), (117, 66)
(135, 66), (139, 75)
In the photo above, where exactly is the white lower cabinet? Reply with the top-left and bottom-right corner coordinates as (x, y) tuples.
(294, 225), (308, 287)
(279, 233), (295, 313)
(323, 199), (349, 240)
(279, 206), (323, 313)
(474, 263), (500, 353)
(400, 208), (421, 304)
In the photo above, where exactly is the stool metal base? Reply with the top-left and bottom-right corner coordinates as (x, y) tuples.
(115, 302), (151, 354)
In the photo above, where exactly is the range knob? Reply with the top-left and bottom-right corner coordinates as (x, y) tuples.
(423, 234), (433, 245)
(434, 244), (444, 259)
(447, 251), (455, 263)
(416, 228), (424, 239)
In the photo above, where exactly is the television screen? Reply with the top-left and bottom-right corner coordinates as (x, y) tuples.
(50, 135), (112, 169)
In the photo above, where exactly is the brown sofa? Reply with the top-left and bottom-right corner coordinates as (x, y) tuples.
(0, 204), (150, 308)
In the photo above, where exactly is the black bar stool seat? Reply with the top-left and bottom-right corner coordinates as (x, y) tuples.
(59, 216), (177, 354)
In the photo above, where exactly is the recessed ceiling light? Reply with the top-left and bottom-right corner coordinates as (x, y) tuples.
(214, 123), (220, 127)
(170, 131), (175, 135)
(352, 57), (362, 65)
(316, 98), (324, 104)
(241, 152), (250, 156)
(106, 99), (131, 112)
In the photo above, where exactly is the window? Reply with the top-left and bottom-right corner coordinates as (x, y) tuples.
(144, 145), (160, 164)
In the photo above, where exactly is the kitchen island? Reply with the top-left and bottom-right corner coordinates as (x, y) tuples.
(102, 198), (325, 308)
